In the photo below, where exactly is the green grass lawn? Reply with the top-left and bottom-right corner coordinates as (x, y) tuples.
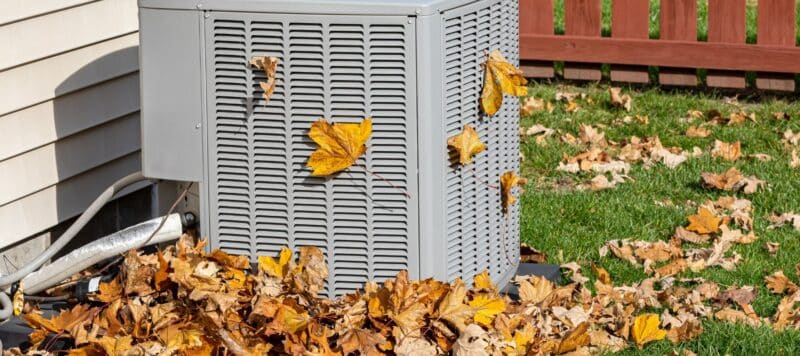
(518, 82), (800, 354)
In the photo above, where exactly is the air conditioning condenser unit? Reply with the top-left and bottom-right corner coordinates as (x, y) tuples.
(138, 0), (522, 297)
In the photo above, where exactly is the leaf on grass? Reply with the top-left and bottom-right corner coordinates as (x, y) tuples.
(250, 56), (280, 103)
(591, 264), (612, 285)
(306, 117), (371, 176)
(783, 129), (800, 146)
(500, 171), (527, 214)
(685, 125), (711, 138)
(666, 317), (703, 344)
(701, 167), (763, 194)
(711, 140), (741, 161)
(791, 149), (800, 169)
(448, 125), (487, 165)
(520, 97), (552, 116)
(674, 226), (711, 244)
(769, 212), (800, 230)
(765, 271), (799, 295)
(714, 307), (760, 327)
(632, 313), (666, 348)
(565, 101), (580, 113)
(685, 207), (721, 235)
(480, 50), (527, 116)
(765, 241), (780, 256)
(609, 87), (632, 111)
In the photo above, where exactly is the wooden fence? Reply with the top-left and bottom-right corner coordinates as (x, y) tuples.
(519, 0), (800, 91)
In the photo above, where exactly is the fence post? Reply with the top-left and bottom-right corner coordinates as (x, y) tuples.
(610, 0), (650, 83)
(564, 0), (602, 81)
(757, 0), (796, 91)
(658, 0), (697, 86)
(706, 0), (746, 89)
(519, 0), (555, 78)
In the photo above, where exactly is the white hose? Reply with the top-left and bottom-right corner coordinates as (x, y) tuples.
(23, 214), (183, 295)
(0, 172), (148, 289)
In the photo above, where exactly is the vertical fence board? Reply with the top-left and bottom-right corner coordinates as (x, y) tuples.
(564, 0), (602, 81)
(706, 0), (746, 88)
(659, 0), (697, 86)
(610, 0), (650, 83)
(519, 0), (555, 78)
(757, 0), (796, 91)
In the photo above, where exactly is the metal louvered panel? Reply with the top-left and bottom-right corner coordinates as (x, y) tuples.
(442, 0), (521, 284)
(205, 13), (417, 298)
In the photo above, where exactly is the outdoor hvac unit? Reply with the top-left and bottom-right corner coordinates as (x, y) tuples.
(138, 0), (521, 297)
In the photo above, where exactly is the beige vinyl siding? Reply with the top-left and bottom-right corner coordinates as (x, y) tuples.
(0, 0), (98, 25)
(0, 33), (139, 116)
(0, 73), (140, 161)
(0, 0), (145, 248)
(0, 153), (144, 240)
(0, 0), (138, 70)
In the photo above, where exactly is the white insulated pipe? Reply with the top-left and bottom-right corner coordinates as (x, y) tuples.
(22, 213), (183, 295)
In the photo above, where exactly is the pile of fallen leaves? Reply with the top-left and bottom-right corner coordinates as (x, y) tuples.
(13, 230), (800, 355)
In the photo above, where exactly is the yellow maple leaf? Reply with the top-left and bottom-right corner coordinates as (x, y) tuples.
(448, 125), (487, 165)
(469, 294), (505, 326)
(250, 56), (280, 103)
(686, 207), (721, 235)
(274, 305), (310, 334)
(556, 322), (590, 354)
(631, 313), (666, 348)
(258, 246), (293, 278)
(511, 323), (535, 355)
(500, 171), (528, 214)
(472, 270), (495, 291)
(93, 278), (122, 303)
(436, 279), (474, 331)
(306, 117), (372, 176)
(480, 50), (528, 116)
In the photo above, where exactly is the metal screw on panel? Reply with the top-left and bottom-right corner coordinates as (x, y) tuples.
(415, 9), (421, 14)
(204, 12), (210, 18)
(195, 123), (201, 129)
(196, 3), (202, 9)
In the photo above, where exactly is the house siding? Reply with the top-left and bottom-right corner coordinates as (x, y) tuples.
(0, 0), (153, 248)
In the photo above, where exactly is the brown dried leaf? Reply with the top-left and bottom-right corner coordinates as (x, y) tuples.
(711, 140), (741, 161)
(685, 207), (721, 235)
(685, 125), (711, 138)
(765, 271), (799, 295)
(250, 56), (280, 103)
(609, 87), (632, 111)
